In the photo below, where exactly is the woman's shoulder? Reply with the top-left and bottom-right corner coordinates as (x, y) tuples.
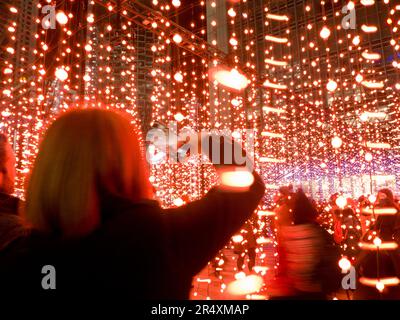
(103, 198), (162, 223)
(103, 195), (160, 215)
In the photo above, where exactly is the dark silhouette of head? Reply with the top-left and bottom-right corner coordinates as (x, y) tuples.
(377, 188), (395, 207)
(342, 207), (355, 218)
(25, 109), (153, 238)
(293, 189), (319, 225)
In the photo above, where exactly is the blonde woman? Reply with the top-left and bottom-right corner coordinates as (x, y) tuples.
(0, 109), (265, 298)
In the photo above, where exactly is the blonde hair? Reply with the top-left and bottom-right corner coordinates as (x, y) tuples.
(25, 109), (152, 238)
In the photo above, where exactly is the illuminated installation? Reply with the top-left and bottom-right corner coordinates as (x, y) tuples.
(1, 0), (399, 299)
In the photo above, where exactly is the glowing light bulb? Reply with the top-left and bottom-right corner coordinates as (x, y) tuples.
(361, 0), (375, 6)
(339, 257), (351, 272)
(229, 38), (238, 46)
(326, 80), (338, 92)
(352, 36), (361, 46)
(376, 281), (385, 292)
(174, 112), (185, 122)
(220, 170), (254, 188)
(234, 272), (246, 280)
(232, 131), (241, 139)
(83, 74), (91, 82)
(361, 81), (384, 89)
(87, 15), (95, 23)
(227, 275), (264, 296)
(232, 235), (244, 243)
(173, 72), (183, 83)
(173, 34), (183, 43)
(361, 25), (378, 33)
(264, 58), (287, 66)
(360, 113), (369, 122)
(320, 26), (331, 39)
(56, 11), (69, 25)
(173, 198), (184, 207)
(331, 136), (343, 149)
(212, 68), (249, 91)
(347, 1), (355, 10)
(362, 52), (381, 60)
(365, 152), (373, 162)
(355, 74), (363, 83)
(55, 67), (68, 81)
(266, 14), (289, 21)
(336, 196), (347, 209)
(263, 80), (287, 90)
(85, 44), (93, 52)
(172, 0), (181, 7)
(373, 237), (382, 247)
(368, 195), (377, 203)
(231, 99), (241, 107)
(228, 8), (236, 17)
(265, 35), (288, 43)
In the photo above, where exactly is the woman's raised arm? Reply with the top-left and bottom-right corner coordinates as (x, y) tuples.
(162, 135), (265, 275)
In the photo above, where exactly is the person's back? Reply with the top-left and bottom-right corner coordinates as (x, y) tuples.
(1, 199), (177, 297)
(355, 189), (400, 299)
(269, 190), (341, 299)
(1, 180), (264, 299)
(280, 223), (325, 294)
(0, 109), (265, 298)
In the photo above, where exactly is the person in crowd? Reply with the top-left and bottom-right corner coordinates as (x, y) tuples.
(269, 189), (341, 299)
(210, 250), (227, 277)
(332, 207), (362, 260)
(272, 185), (295, 283)
(316, 201), (333, 230)
(332, 207), (343, 244)
(341, 207), (362, 255)
(234, 218), (257, 273)
(0, 109), (265, 298)
(355, 189), (400, 299)
(273, 186), (295, 240)
(373, 189), (400, 240)
(0, 133), (26, 251)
